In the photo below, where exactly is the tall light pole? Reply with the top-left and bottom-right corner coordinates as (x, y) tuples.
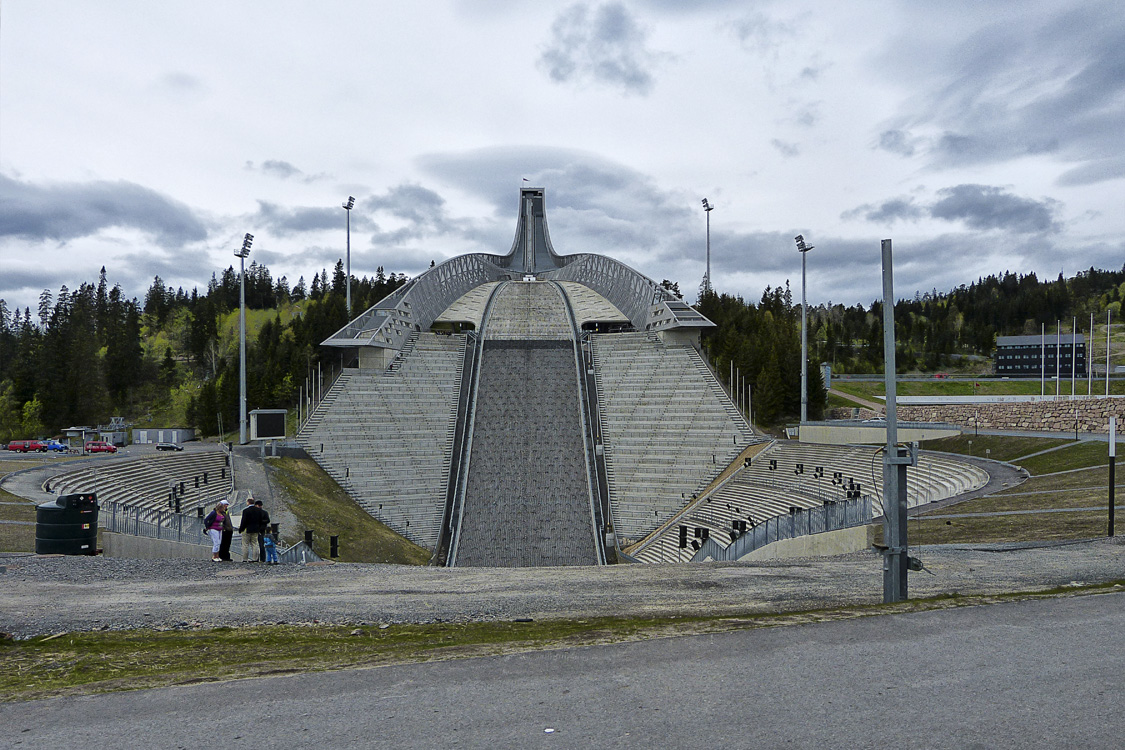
(795, 234), (814, 424)
(343, 196), (355, 316)
(701, 199), (713, 295)
(235, 233), (253, 445)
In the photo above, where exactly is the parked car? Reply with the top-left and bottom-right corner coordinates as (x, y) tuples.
(84, 441), (117, 453)
(155, 442), (184, 452)
(7, 439), (47, 452)
(43, 440), (68, 452)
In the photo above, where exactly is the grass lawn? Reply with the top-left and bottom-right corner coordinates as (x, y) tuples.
(904, 510), (1113, 545)
(919, 434), (1066, 463)
(4, 584), (1122, 702)
(833, 379), (1124, 400)
(1017, 440), (1117, 475)
(267, 456), (431, 565)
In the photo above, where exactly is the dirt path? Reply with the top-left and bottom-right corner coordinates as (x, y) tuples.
(2, 536), (1123, 639)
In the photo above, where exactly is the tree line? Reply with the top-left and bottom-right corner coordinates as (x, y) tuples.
(0, 262), (405, 441)
(697, 264), (1124, 425)
(1, 261), (1121, 439)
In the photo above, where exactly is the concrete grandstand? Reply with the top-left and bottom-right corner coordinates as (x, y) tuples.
(297, 188), (986, 567)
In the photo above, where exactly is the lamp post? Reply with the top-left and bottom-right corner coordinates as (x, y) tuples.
(795, 234), (814, 424)
(343, 196), (355, 316)
(235, 233), (253, 445)
(701, 199), (713, 295)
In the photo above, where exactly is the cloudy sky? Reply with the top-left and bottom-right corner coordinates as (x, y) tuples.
(2, 0), (1122, 315)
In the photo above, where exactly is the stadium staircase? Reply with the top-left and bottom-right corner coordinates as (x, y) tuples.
(590, 331), (764, 546)
(297, 332), (466, 549)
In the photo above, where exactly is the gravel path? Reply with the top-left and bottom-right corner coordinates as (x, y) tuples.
(2, 537), (1123, 639)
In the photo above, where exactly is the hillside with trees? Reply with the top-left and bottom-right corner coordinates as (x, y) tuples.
(0, 263), (1121, 440)
(0, 262), (404, 442)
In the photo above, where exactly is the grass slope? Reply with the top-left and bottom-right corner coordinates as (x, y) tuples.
(267, 456), (431, 565)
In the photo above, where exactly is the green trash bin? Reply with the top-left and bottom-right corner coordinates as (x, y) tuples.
(35, 493), (99, 555)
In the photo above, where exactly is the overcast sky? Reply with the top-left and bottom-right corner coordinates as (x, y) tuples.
(2, 0), (1123, 315)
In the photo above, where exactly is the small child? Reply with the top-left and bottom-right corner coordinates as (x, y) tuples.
(263, 534), (280, 564)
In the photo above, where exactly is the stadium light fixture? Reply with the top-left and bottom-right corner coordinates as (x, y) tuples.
(235, 233), (253, 445)
(794, 234), (814, 424)
(701, 199), (714, 295)
(343, 197), (355, 316)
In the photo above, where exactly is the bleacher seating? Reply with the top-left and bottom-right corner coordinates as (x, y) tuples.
(47, 448), (233, 516)
(628, 440), (989, 562)
(297, 332), (466, 549)
(455, 282), (597, 566)
(590, 331), (762, 543)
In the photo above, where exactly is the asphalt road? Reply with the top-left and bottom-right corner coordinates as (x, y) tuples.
(2, 590), (1121, 749)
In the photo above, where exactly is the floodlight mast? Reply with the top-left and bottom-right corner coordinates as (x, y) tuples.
(795, 235), (814, 424)
(235, 233), (253, 445)
(701, 199), (714, 295)
(343, 196), (355, 316)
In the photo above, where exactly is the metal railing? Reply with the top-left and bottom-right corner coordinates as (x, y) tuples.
(692, 495), (872, 562)
(100, 498), (213, 546)
(99, 497), (324, 562)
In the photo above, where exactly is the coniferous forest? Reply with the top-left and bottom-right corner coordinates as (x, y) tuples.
(0, 261), (404, 441)
(0, 262), (1122, 440)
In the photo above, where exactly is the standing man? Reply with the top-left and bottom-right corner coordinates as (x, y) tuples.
(218, 500), (234, 562)
(238, 496), (264, 562)
(255, 499), (271, 563)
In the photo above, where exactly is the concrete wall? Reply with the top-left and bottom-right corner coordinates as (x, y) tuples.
(359, 346), (395, 370)
(103, 531), (219, 560)
(800, 423), (961, 445)
(737, 524), (874, 561)
(656, 328), (701, 349)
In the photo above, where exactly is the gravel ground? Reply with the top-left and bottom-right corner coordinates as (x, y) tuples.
(2, 537), (1123, 639)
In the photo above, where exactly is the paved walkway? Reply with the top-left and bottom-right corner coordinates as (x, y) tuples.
(2, 590), (1123, 747)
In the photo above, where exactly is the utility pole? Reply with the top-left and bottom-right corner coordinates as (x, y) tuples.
(881, 239), (915, 603)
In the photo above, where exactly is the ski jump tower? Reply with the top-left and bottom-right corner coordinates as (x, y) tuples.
(303, 188), (758, 566)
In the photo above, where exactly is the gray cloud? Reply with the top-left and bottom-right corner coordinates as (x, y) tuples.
(244, 160), (327, 183)
(841, 197), (926, 224)
(0, 174), (208, 246)
(771, 139), (799, 158)
(875, 3), (1125, 183)
(253, 201), (343, 236)
(1057, 156), (1125, 187)
(843, 185), (1060, 234)
(878, 130), (917, 157)
(538, 2), (662, 95)
(929, 185), (1060, 234)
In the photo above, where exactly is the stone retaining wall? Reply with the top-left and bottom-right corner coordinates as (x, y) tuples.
(896, 397), (1125, 434)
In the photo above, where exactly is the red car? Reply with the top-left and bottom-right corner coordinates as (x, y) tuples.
(84, 441), (117, 454)
(7, 439), (47, 452)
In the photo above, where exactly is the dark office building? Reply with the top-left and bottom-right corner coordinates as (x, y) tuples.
(994, 334), (1086, 377)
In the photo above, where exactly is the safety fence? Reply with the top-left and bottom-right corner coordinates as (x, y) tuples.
(692, 495), (872, 562)
(98, 498), (321, 562)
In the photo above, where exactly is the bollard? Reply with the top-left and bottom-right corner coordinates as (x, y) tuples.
(330, 535), (339, 558)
